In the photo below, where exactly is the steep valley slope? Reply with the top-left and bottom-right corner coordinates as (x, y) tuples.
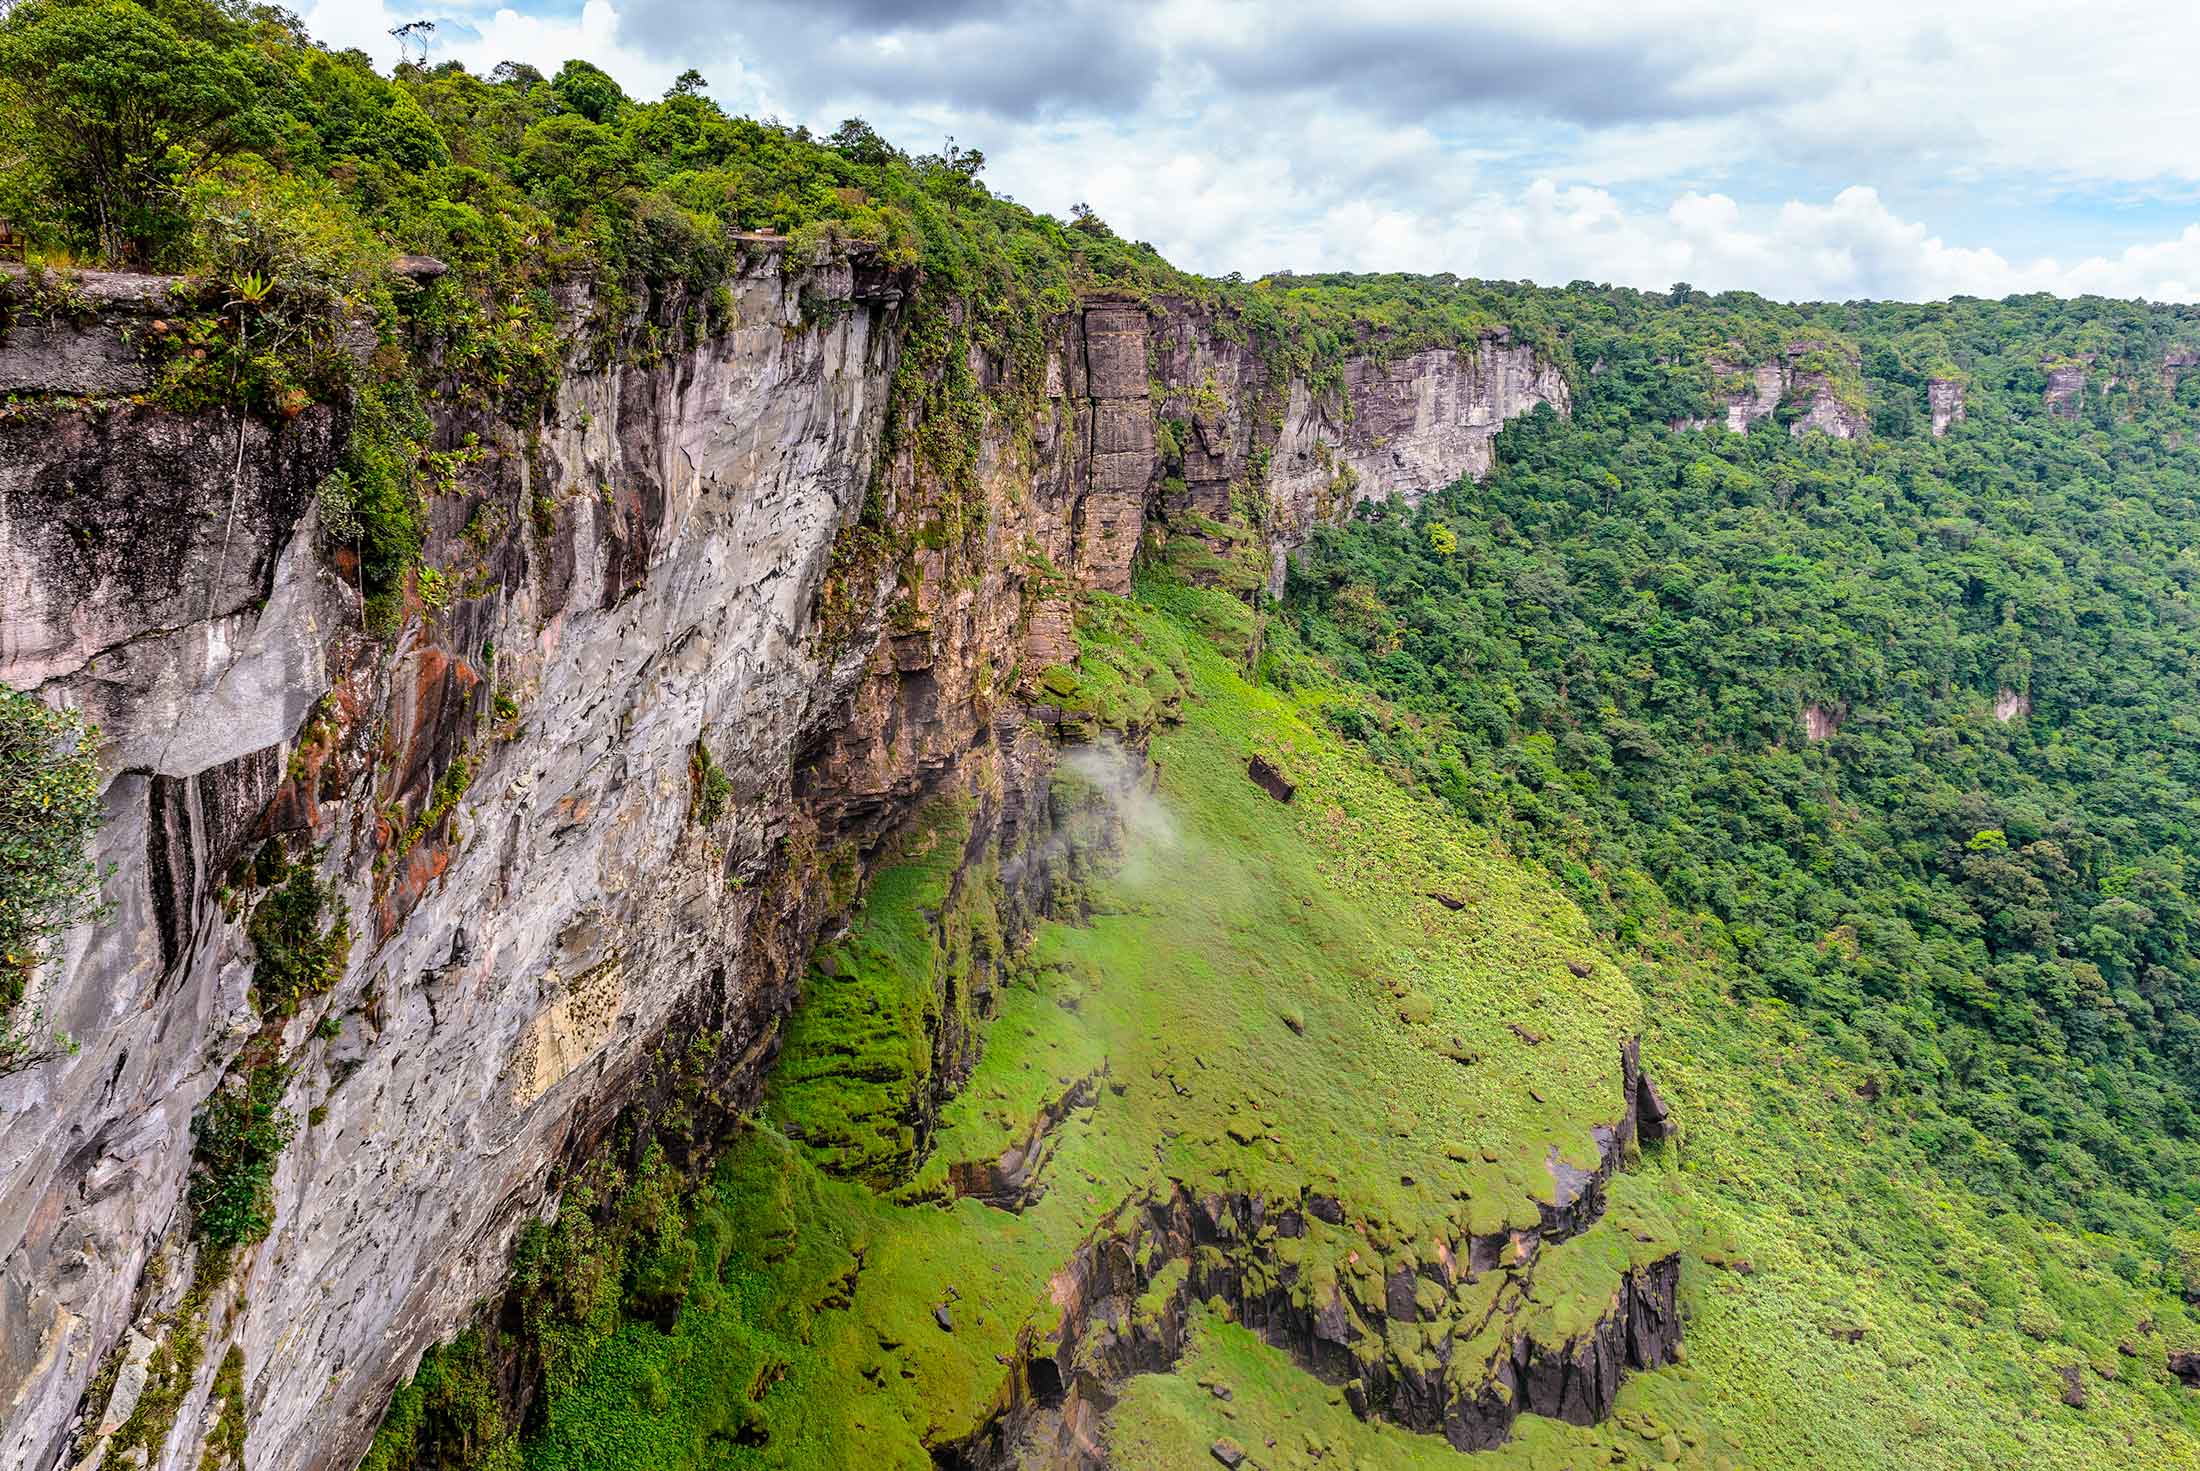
(5, 20), (2200, 1471)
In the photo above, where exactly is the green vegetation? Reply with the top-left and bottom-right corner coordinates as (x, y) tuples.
(188, 1059), (294, 1252)
(364, 575), (1665, 1468)
(200, 1343), (248, 1471)
(0, 688), (103, 1071)
(767, 799), (999, 1186)
(690, 742), (732, 828)
(388, 570), (2200, 1471)
(360, 1331), (519, 1471)
(1286, 288), (2200, 1236)
(106, 1275), (214, 1466)
(244, 846), (352, 1018)
(22, 9), (2200, 1467)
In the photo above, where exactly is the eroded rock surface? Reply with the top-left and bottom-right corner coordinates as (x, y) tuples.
(0, 258), (1569, 1471)
(1929, 378), (1966, 436)
(1698, 343), (1867, 441)
(944, 1042), (1681, 1469)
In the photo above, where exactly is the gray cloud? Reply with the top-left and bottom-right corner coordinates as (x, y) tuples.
(618, 0), (1163, 118)
(1190, 15), (1810, 128)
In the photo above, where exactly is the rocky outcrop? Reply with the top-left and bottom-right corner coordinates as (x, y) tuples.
(1271, 334), (1569, 530)
(943, 1042), (1681, 1468)
(0, 259), (1571, 1471)
(1075, 301), (1159, 598)
(1, 266), (191, 397)
(1785, 378), (1868, 440)
(1698, 343), (1866, 441)
(1717, 360), (1787, 434)
(1929, 378), (1966, 437)
(1803, 701), (1848, 742)
(2044, 360), (2089, 419)
(3, 247), (919, 1471)
(1141, 315), (1569, 591)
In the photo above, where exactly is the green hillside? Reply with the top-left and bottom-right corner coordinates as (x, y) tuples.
(376, 576), (2200, 1471)
(14, 5), (2200, 1466)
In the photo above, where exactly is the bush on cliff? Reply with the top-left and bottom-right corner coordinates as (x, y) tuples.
(0, 688), (104, 1068)
(187, 1058), (295, 1252)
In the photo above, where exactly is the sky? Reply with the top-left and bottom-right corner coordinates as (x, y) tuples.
(303, 0), (2200, 304)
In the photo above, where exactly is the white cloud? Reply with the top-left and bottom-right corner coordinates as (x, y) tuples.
(280, 0), (2200, 303)
(298, 0), (762, 110)
(1464, 185), (2200, 302)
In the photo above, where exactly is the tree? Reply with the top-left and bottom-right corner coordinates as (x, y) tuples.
(827, 116), (898, 168)
(388, 18), (434, 65)
(0, 0), (263, 263)
(668, 67), (706, 98)
(550, 57), (627, 125)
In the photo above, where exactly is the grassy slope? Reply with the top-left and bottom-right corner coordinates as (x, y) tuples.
(524, 579), (1661, 1467)
(522, 576), (2200, 1470)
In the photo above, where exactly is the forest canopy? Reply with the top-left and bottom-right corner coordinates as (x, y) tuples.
(1285, 286), (2200, 1236)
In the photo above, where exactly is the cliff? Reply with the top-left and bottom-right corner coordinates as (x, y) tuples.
(0, 253), (1567, 1471)
(1690, 341), (1869, 440)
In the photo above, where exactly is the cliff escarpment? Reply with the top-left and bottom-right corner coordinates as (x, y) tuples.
(509, 583), (1688, 1469)
(0, 250), (1568, 1471)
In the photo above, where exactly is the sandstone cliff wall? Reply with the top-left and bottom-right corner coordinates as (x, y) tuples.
(1693, 343), (1869, 441)
(0, 259), (1566, 1471)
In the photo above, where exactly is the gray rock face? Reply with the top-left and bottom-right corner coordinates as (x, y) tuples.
(0, 266), (174, 397)
(1154, 327), (1569, 594)
(1697, 345), (1867, 441)
(1928, 378), (1966, 437)
(2044, 361), (2088, 419)
(1785, 375), (1868, 440)
(1, 252), (901, 1471)
(1718, 361), (1788, 433)
(0, 260), (1572, 1471)
(1268, 335), (1569, 531)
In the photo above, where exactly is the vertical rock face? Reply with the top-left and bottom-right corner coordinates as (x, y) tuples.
(0, 263), (1569, 1471)
(1785, 376), (1868, 440)
(2, 250), (910, 1471)
(1138, 315), (1569, 592)
(1929, 378), (1967, 437)
(1717, 360), (1788, 433)
(1700, 344), (1867, 440)
(1077, 301), (1158, 596)
(1270, 335), (1570, 539)
(2044, 361), (2089, 418)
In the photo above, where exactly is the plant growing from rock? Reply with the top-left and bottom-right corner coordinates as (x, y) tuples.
(0, 687), (104, 1074)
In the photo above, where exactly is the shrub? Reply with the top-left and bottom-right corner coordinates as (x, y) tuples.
(0, 0), (264, 265)
(245, 859), (351, 1018)
(0, 688), (104, 1070)
(189, 1061), (295, 1251)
